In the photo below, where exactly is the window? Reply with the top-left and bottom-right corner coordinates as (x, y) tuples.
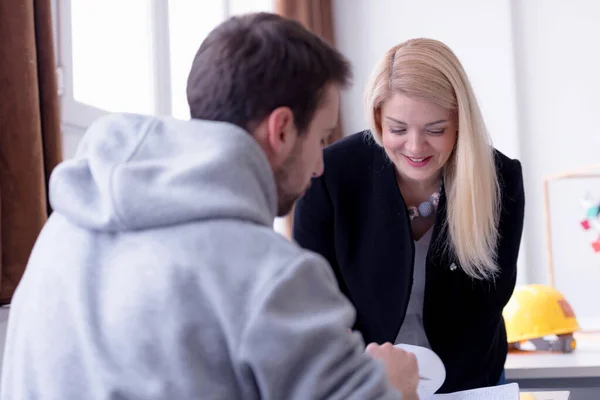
(54, 0), (288, 236)
(56, 0), (273, 134)
(167, 2), (225, 119)
(70, 0), (156, 115)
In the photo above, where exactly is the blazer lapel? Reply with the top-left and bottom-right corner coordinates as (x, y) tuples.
(356, 147), (414, 343)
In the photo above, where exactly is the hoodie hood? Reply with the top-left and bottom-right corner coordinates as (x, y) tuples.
(49, 113), (278, 231)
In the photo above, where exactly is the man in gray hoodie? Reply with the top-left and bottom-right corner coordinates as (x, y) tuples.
(1, 12), (419, 400)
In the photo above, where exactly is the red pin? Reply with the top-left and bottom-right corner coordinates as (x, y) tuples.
(581, 220), (591, 230)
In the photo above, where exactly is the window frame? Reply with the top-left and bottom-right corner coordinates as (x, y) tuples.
(53, 0), (265, 134)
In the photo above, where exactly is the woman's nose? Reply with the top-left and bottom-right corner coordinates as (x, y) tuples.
(405, 131), (425, 154)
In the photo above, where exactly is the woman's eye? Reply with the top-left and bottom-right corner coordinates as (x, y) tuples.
(428, 129), (445, 135)
(390, 128), (406, 134)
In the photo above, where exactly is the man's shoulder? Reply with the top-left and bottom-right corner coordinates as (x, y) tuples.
(186, 222), (334, 287)
(241, 227), (339, 293)
(260, 229), (334, 278)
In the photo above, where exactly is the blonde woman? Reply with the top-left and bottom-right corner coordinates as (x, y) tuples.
(293, 38), (525, 393)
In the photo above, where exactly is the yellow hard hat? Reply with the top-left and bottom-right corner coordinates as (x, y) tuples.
(503, 284), (580, 345)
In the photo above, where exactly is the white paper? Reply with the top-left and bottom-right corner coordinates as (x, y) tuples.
(431, 383), (519, 400)
(393, 344), (446, 399)
(393, 344), (520, 400)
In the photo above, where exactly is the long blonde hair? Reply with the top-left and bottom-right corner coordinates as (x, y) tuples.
(365, 38), (500, 280)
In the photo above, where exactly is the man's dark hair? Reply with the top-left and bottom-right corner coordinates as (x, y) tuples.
(186, 12), (352, 134)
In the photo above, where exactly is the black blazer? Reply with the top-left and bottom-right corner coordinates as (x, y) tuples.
(293, 131), (525, 393)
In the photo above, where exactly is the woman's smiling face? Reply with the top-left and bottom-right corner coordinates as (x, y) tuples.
(380, 93), (457, 184)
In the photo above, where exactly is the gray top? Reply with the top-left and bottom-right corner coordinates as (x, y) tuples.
(1, 113), (402, 400)
(395, 226), (433, 349)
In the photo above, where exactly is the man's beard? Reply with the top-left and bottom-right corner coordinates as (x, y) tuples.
(276, 187), (299, 217)
(273, 147), (305, 217)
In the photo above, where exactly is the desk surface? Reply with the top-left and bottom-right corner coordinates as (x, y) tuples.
(506, 333), (600, 379)
(521, 391), (570, 400)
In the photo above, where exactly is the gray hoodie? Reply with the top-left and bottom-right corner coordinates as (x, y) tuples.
(1, 113), (403, 399)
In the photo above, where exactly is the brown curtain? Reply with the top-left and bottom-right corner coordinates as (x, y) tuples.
(275, 0), (343, 239)
(0, 0), (63, 304)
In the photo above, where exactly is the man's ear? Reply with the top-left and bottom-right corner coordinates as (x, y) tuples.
(264, 106), (298, 166)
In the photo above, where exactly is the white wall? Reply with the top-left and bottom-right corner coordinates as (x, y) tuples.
(333, 0), (520, 159)
(333, 0), (600, 329)
(511, 0), (600, 330)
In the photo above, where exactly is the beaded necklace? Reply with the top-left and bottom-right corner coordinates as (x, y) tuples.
(407, 185), (441, 221)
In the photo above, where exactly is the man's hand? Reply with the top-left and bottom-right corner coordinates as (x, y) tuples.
(366, 342), (419, 400)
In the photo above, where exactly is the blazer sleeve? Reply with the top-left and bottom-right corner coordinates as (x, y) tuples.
(477, 158), (526, 313)
(293, 175), (338, 273)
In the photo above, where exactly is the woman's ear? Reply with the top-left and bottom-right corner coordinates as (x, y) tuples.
(264, 106), (298, 166)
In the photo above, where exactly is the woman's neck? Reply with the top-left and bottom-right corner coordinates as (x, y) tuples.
(396, 171), (442, 240)
(396, 171), (442, 200)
